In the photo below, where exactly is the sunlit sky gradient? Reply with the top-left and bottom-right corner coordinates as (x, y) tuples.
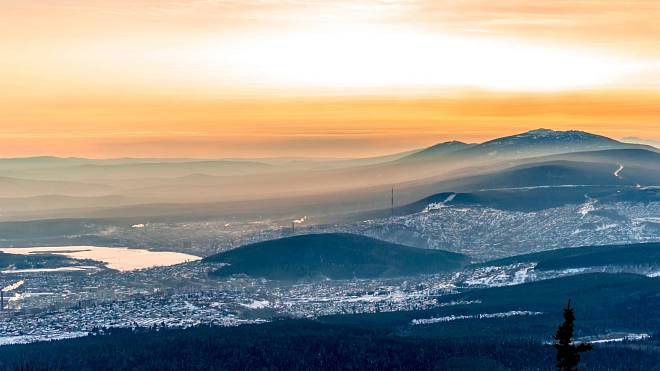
(2, 0), (660, 158)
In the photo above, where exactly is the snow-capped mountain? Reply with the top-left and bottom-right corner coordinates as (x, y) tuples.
(477, 128), (626, 156)
(483, 128), (615, 146)
(402, 128), (655, 163)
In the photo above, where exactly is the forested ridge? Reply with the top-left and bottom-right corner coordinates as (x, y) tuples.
(1, 320), (659, 371)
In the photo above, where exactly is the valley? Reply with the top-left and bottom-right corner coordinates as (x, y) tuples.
(0, 129), (658, 369)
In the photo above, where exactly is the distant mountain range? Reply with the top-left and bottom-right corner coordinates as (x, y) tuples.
(0, 128), (657, 223)
(0, 176), (113, 198)
(204, 233), (468, 280)
(397, 140), (474, 162)
(622, 136), (660, 148)
(402, 128), (656, 163)
(359, 147), (660, 215)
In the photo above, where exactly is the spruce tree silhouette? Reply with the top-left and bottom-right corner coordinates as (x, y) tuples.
(553, 299), (593, 371)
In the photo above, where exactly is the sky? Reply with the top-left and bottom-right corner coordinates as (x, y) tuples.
(2, 0), (660, 158)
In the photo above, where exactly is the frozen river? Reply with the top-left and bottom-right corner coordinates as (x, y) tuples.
(0, 246), (201, 271)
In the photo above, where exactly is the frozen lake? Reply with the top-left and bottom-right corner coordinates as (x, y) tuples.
(0, 246), (201, 271)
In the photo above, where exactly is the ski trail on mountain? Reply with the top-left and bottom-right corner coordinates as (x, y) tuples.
(613, 164), (624, 178)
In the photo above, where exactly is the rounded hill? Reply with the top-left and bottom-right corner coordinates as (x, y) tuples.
(204, 233), (469, 280)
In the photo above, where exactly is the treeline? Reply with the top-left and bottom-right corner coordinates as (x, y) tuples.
(0, 320), (658, 371)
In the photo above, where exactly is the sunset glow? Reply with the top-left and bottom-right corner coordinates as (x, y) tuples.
(163, 25), (647, 91)
(2, 0), (660, 157)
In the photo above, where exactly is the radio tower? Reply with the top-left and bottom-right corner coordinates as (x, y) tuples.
(391, 187), (394, 217)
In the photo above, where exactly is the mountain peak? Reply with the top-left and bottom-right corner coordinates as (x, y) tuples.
(399, 140), (473, 162)
(485, 128), (617, 145)
(523, 128), (556, 135)
(428, 140), (469, 148)
(398, 128), (648, 164)
(516, 128), (598, 138)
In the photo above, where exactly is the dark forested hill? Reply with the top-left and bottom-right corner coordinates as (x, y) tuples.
(481, 242), (660, 270)
(204, 233), (469, 280)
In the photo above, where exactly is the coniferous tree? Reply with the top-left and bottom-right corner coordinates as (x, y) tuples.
(553, 299), (593, 371)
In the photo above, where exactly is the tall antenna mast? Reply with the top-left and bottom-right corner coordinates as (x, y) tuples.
(391, 187), (394, 217)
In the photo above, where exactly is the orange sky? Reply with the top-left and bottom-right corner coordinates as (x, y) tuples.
(2, 0), (660, 158)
